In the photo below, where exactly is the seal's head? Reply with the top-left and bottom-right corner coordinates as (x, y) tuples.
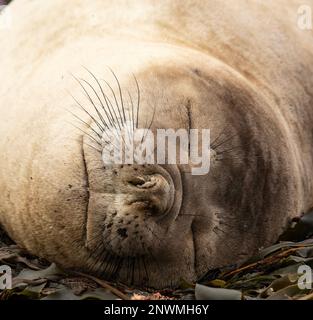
(78, 64), (223, 286)
(73, 58), (295, 288)
(16, 53), (295, 289)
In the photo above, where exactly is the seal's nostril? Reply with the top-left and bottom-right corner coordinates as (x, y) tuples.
(125, 170), (175, 218)
(128, 176), (158, 189)
(128, 176), (146, 187)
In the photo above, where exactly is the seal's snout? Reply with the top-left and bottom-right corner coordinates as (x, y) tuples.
(125, 170), (174, 217)
(98, 165), (179, 258)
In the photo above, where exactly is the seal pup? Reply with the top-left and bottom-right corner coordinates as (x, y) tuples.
(0, 0), (313, 288)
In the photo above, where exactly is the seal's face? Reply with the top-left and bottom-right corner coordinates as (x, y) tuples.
(83, 143), (189, 285)
(66, 60), (296, 288)
(78, 65), (235, 286)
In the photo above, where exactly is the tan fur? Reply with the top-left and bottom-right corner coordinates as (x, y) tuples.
(0, 0), (313, 288)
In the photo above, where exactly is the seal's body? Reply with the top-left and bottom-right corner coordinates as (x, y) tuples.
(0, 0), (313, 287)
